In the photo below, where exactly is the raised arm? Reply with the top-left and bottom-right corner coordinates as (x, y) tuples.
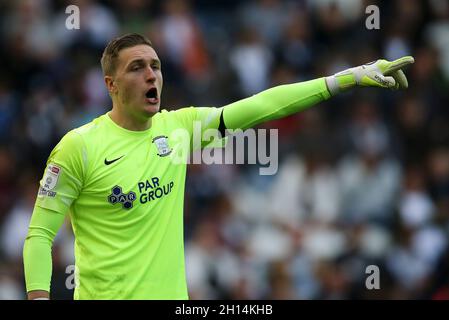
(221, 56), (414, 130)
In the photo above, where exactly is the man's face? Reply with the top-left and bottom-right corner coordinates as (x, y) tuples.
(107, 44), (163, 119)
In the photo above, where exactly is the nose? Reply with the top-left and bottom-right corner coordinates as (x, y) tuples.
(145, 66), (156, 83)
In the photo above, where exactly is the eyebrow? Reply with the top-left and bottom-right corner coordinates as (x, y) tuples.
(127, 58), (161, 68)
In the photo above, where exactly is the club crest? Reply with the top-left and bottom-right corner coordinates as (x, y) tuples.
(152, 135), (172, 157)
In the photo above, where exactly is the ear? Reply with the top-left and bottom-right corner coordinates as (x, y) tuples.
(104, 75), (116, 95)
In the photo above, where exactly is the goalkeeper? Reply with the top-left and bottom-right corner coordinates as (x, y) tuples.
(23, 33), (414, 300)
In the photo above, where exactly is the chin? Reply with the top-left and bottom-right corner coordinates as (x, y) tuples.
(144, 104), (160, 115)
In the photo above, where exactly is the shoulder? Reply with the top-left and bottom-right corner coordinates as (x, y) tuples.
(59, 114), (109, 147)
(153, 107), (198, 130)
(156, 107), (196, 119)
(72, 114), (108, 138)
(157, 106), (221, 122)
(53, 114), (109, 156)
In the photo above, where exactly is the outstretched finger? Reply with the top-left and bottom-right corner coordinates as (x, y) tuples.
(391, 69), (408, 89)
(385, 56), (415, 74)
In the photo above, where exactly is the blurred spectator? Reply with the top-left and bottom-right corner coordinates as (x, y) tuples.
(394, 95), (431, 165)
(0, 265), (23, 300)
(53, 0), (119, 51)
(230, 27), (273, 96)
(277, 9), (314, 75)
(267, 148), (341, 227)
(0, 147), (16, 225)
(114, 0), (153, 34)
(1, 173), (37, 262)
(0, 80), (19, 143)
(427, 148), (449, 200)
(238, 0), (290, 46)
(2, 0), (60, 63)
(158, 0), (210, 81)
(266, 259), (295, 299)
(185, 218), (241, 299)
(399, 166), (435, 228)
(338, 100), (401, 226)
(425, 0), (449, 80)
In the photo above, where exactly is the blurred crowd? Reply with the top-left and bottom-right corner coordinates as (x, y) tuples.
(0, 0), (449, 299)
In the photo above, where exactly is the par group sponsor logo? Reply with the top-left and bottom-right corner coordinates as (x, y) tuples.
(107, 177), (174, 210)
(107, 186), (137, 209)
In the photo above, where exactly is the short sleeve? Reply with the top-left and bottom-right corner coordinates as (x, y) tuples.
(35, 130), (86, 214)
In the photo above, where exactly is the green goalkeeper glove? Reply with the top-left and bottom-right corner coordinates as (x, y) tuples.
(325, 56), (415, 95)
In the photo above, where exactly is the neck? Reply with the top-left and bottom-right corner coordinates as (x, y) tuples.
(109, 107), (152, 131)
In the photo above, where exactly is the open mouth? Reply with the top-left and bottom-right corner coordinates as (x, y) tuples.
(145, 88), (159, 104)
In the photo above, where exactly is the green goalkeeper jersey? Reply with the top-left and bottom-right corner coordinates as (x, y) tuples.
(29, 107), (223, 300)
(23, 78), (331, 300)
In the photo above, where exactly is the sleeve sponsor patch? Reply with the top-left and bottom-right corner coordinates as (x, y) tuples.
(38, 164), (61, 198)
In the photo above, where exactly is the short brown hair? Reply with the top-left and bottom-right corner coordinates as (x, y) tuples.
(100, 33), (153, 76)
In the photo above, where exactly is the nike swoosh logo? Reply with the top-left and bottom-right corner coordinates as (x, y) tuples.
(104, 155), (124, 165)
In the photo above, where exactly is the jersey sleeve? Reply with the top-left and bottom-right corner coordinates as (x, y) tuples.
(171, 106), (226, 150)
(171, 78), (330, 147)
(23, 130), (86, 294)
(23, 206), (67, 293)
(35, 130), (86, 213)
(222, 78), (331, 130)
